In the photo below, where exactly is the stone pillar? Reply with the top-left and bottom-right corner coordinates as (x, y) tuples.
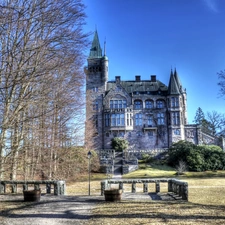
(23, 184), (28, 191)
(0, 183), (5, 193)
(143, 183), (148, 193)
(182, 183), (188, 201)
(11, 183), (17, 193)
(155, 182), (160, 193)
(132, 183), (136, 193)
(34, 184), (40, 190)
(168, 180), (173, 192)
(119, 182), (123, 191)
(101, 181), (106, 196)
(46, 183), (51, 194)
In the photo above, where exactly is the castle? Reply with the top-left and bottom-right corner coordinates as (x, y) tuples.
(85, 31), (223, 152)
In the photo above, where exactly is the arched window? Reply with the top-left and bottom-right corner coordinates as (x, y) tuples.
(145, 100), (153, 109)
(134, 100), (143, 109)
(156, 100), (165, 108)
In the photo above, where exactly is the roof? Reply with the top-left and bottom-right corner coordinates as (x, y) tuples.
(107, 80), (168, 94)
(89, 30), (102, 58)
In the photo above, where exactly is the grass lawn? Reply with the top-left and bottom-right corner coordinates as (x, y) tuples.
(1, 165), (225, 224)
(83, 164), (225, 224)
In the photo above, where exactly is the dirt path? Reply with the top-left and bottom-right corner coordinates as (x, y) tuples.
(0, 194), (104, 225)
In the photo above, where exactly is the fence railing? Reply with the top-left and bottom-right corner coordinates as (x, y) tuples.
(101, 178), (188, 201)
(0, 180), (66, 195)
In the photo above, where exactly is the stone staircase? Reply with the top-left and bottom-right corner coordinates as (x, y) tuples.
(113, 152), (123, 175)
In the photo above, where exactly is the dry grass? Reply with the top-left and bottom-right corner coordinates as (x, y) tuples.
(1, 171), (225, 224)
(77, 177), (225, 225)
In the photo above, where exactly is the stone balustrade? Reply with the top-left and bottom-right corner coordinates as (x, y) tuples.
(0, 180), (66, 195)
(101, 178), (188, 201)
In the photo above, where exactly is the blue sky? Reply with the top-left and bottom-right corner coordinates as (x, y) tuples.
(83, 0), (225, 123)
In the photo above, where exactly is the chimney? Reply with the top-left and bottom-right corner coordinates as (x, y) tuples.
(151, 75), (156, 82)
(135, 75), (141, 81)
(115, 76), (121, 83)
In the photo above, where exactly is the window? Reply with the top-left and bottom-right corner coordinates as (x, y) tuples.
(135, 113), (142, 126)
(171, 97), (179, 107)
(127, 113), (129, 126)
(93, 101), (98, 111)
(134, 100), (142, 109)
(157, 113), (164, 125)
(105, 114), (110, 127)
(119, 131), (124, 137)
(172, 112), (180, 125)
(111, 114), (125, 126)
(174, 129), (180, 135)
(156, 100), (164, 108)
(110, 100), (127, 109)
(147, 115), (153, 126)
(92, 87), (98, 92)
(145, 100), (153, 109)
(148, 131), (154, 137)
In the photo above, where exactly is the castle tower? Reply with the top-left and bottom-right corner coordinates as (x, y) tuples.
(167, 68), (187, 146)
(85, 30), (108, 149)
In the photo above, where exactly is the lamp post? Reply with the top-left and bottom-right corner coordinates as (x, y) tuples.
(87, 151), (92, 196)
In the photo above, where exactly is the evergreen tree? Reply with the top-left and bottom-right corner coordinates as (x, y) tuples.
(193, 107), (205, 124)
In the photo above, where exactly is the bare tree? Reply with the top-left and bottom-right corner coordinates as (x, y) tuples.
(0, 0), (88, 179)
(206, 111), (225, 136)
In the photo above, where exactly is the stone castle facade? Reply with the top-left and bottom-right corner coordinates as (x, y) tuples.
(85, 31), (224, 152)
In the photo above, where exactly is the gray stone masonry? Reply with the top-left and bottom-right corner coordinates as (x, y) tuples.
(101, 178), (188, 201)
(0, 180), (66, 195)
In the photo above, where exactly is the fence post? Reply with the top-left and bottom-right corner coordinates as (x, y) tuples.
(143, 183), (148, 193)
(155, 181), (160, 193)
(132, 182), (136, 193)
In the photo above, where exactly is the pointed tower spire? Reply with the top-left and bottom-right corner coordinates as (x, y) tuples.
(174, 68), (182, 91)
(104, 38), (106, 56)
(89, 30), (102, 58)
(168, 69), (180, 95)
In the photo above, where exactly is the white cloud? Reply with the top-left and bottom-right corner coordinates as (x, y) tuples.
(202, 0), (218, 13)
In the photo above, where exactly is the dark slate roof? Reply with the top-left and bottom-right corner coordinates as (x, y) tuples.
(89, 30), (102, 58)
(107, 80), (168, 94)
(168, 70), (181, 95)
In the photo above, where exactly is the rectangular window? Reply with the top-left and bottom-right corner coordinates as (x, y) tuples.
(148, 131), (154, 137)
(118, 100), (122, 108)
(110, 114), (125, 126)
(172, 112), (180, 125)
(171, 97), (179, 108)
(147, 115), (153, 126)
(135, 113), (142, 126)
(127, 113), (129, 126)
(105, 114), (110, 127)
(123, 100), (127, 108)
(157, 113), (164, 125)
(110, 100), (127, 109)
(110, 100), (113, 109)
(92, 87), (98, 92)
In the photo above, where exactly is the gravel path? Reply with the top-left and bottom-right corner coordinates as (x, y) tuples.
(0, 194), (104, 225)
(0, 192), (175, 225)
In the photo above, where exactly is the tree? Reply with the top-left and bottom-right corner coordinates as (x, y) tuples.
(111, 137), (129, 152)
(206, 111), (225, 136)
(193, 107), (205, 124)
(0, 0), (88, 179)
